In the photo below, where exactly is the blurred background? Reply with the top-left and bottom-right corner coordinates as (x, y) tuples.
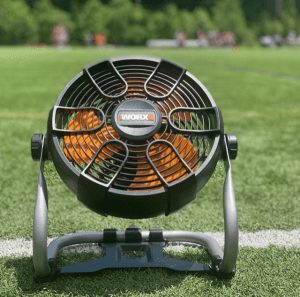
(0, 1), (300, 295)
(1, 0), (300, 48)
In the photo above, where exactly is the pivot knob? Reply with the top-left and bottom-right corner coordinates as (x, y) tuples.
(31, 133), (44, 161)
(226, 134), (238, 160)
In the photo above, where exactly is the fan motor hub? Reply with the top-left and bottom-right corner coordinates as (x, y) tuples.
(112, 99), (162, 141)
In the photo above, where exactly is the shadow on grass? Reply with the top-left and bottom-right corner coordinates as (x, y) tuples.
(5, 249), (233, 296)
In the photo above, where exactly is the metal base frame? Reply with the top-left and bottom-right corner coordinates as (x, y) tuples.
(33, 135), (238, 280)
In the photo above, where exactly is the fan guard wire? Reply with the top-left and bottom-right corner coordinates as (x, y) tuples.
(53, 59), (219, 192)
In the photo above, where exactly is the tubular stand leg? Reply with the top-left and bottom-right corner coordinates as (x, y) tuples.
(219, 135), (239, 274)
(33, 137), (51, 277)
(32, 135), (238, 278)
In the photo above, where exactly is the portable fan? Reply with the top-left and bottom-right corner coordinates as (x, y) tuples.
(31, 56), (238, 280)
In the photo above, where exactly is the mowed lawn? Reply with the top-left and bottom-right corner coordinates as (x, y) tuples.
(0, 47), (299, 296)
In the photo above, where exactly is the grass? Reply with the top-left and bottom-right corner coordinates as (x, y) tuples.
(0, 247), (299, 297)
(0, 47), (299, 237)
(0, 46), (299, 296)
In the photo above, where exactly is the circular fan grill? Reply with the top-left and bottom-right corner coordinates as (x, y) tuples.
(48, 57), (223, 218)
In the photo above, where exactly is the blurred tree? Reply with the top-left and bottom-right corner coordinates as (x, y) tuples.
(52, 0), (84, 11)
(255, 12), (284, 36)
(177, 10), (197, 37)
(106, 0), (148, 44)
(213, 0), (254, 44)
(34, 0), (72, 44)
(0, 0), (37, 44)
(141, 0), (218, 12)
(147, 4), (178, 38)
(193, 8), (214, 32)
(280, 0), (299, 34)
(4, 0), (300, 45)
(242, 0), (265, 23)
(122, 4), (148, 45)
(73, 0), (108, 43)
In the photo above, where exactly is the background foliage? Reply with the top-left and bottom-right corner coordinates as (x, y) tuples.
(0, 0), (300, 45)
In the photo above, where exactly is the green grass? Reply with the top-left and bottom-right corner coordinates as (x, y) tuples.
(0, 47), (299, 238)
(0, 47), (299, 296)
(0, 247), (299, 297)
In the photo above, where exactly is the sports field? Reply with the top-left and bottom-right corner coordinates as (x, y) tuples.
(0, 47), (299, 296)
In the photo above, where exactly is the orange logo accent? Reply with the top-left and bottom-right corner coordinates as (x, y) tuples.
(147, 113), (155, 121)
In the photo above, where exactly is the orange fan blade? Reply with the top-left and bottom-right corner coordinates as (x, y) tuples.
(63, 111), (198, 190)
(63, 110), (119, 164)
(129, 133), (197, 190)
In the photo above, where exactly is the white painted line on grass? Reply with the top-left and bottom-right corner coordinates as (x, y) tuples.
(0, 229), (299, 258)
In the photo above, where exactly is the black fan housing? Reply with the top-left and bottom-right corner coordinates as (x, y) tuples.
(46, 57), (223, 218)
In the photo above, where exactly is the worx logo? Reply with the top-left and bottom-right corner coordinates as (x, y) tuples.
(116, 110), (157, 127)
(118, 112), (155, 121)
(112, 99), (161, 138)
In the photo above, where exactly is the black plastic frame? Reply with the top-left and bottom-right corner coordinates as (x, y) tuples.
(48, 56), (223, 218)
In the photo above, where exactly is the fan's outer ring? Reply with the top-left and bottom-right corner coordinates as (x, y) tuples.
(48, 56), (223, 219)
